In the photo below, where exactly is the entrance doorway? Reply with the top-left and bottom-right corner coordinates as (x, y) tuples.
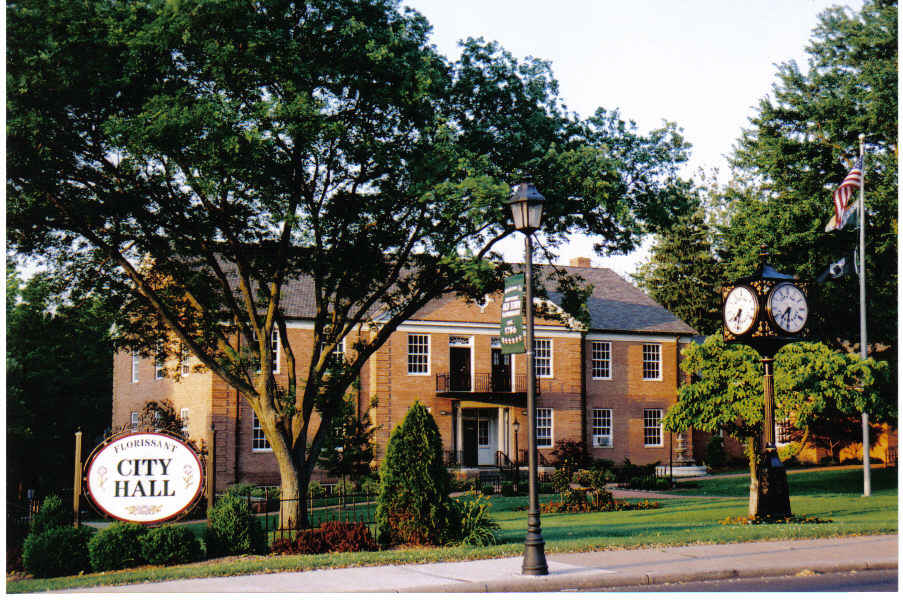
(491, 348), (511, 392)
(461, 408), (497, 466)
(450, 346), (471, 391)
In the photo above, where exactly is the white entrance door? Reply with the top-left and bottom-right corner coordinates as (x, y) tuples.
(476, 414), (496, 465)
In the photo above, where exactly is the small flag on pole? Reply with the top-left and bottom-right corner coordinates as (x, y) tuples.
(832, 157), (862, 230)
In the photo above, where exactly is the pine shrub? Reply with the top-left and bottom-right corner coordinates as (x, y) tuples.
(204, 494), (266, 557)
(23, 526), (93, 578)
(141, 524), (203, 565)
(87, 522), (146, 572)
(375, 402), (454, 546)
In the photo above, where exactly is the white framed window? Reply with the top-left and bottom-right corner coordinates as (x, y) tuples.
(131, 352), (140, 383)
(477, 419), (490, 447)
(252, 414), (271, 451)
(591, 341), (611, 379)
(130, 411), (139, 432)
(252, 330), (281, 374)
(592, 408), (613, 448)
(536, 408), (553, 447)
(320, 338), (345, 364)
(642, 343), (662, 381)
(534, 339), (552, 378)
(407, 334), (430, 375)
(180, 345), (191, 377)
(180, 408), (190, 439)
(643, 408), (664, 447)
(154, 345), (165, 380)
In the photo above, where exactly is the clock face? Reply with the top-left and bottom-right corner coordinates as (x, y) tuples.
(723, 286), (758, 335)
(768, 282), (808, 334)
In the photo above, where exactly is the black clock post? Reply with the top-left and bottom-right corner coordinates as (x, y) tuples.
(722, 247), (811, 520)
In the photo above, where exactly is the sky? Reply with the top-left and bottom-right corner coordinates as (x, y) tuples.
(403, 0), (865, 277)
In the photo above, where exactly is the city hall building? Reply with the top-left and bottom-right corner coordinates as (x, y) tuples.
(112, 259), (696, 490)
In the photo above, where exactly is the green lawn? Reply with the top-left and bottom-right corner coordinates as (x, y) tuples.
(8, 468), (897, 594)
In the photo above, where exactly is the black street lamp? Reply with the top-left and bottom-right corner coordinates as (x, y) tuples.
(506, 182), (548, 576)
(512, 419), (520, 495)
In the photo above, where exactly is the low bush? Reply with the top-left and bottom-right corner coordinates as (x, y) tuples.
(270, 521), (377, 555)
(705, 435), (727, 469)
(308, 481), (325, 498)
(23, 526), (93, 578)
(30, 494), (70, 536)
(204, 494), (267, 557)
(500, 482), (515, 496)
(481, 485), (494, 496)
(359, 477), (380, 496)
(87, 522), (146, 572)
(452, 492), (500, 547)
(141, 525), (203, 565)
(549, 469), (571, 493)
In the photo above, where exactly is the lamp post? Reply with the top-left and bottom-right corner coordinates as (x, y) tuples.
(506, 182), (548, 576)
(512, 419), (520, 495)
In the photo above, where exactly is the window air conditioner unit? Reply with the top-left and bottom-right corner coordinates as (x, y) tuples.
(593, 435), (611, 448)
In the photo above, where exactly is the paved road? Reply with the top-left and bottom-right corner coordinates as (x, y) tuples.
(63, 534), (897, 594)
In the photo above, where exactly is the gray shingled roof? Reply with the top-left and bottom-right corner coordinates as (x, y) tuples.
(275, 264), (695, 336)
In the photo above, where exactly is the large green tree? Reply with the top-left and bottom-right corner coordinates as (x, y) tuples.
(6, 265), (114, 498)
(664, 335), (890, 517)
(633, 208), (724, 334)
(7, 0), (694, 527)
(725, 0), (897, 354)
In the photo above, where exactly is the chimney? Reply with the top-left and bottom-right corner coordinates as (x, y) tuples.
(569, 257), (592, 268)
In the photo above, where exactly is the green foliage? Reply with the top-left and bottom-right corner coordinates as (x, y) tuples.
(30, 494), (70, 536)
(270, 521), (378, 555)
(204, 495), (267, 557)
(87, 522), (147, 572)
(451, 493), (500, 546)
(140, 525), (203, 566)
(359, 476), (380, 497)
(550, 469), (572, 493)
(7, 269), (113, 495)
(318, 397), (377, 481)
(307, 481), (325, 498)
(777, 442), (802, 463)
(375, 402), (454, 546)
(633, 209), (724, 334)
(23, 526), (93, 578)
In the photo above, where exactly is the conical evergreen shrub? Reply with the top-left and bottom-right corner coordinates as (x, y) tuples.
(375, 402), (453, 546)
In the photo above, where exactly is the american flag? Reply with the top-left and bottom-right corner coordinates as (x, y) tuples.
(833, 157), (862, 229)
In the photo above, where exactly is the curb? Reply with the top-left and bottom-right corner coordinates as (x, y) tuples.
(389, 560), (899, 593)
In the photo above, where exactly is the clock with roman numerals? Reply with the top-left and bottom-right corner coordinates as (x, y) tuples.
(767, 282), (809, 335)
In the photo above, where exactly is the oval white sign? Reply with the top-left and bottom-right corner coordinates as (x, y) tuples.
(84, 432), (204, 524)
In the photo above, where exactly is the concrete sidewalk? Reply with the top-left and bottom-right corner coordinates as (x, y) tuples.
(65, 534), (897, 593)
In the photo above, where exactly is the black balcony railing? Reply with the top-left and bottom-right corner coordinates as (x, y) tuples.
(435, 373), (537, 394)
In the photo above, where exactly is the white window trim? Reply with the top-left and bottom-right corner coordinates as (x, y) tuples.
(154, 347), (165, 380)
(180, 408), (190, 438)
(180, 345), (191, 377)
(534, 338), (553, 379)
(131, 352), (140, 383)
(591, 340), (612, 380)
(252, 330), (281, 374)
(643, 408), (664, 448)
(407, 333), (431, 376)
(642, 343), (663, 381)
(251, 413), (272, 452)
(592, 408), (613, 448)
(536, 407), (554, 448)
(130, 411), (139, 432)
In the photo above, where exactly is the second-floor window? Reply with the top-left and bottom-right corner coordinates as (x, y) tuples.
(252, 414), (271, 451)
(320, 338), (345, 365)
(592, 408), (612, 447)
(642, 343), (662, 380)
(252, 330), (280, 374)
(643, 408), (664, 447)
(591, 341), (611, 379)
(536, 408), (553, 447)
(154, 345), (165, 380)
(407, 334), (429, 375)
(131, 352), (140, 383)
(180, 408), (190, 439)
(180, 345), (191, 377)
(534, 339), (552, 377)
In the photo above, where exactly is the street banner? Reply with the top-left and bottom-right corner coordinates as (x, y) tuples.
(500, 274), (525, 354)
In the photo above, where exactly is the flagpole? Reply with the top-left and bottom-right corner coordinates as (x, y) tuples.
(858, 132), (870, 497)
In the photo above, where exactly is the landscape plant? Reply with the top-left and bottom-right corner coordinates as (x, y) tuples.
(204, 494), (267, 558)
(28, 494), (69, 536)
(87, 522), (147, 572)
(375, 403), (454, 546)
(141, 525), (204, 566)
(452, 492), (501, 547)
(22, 526), (94, 578)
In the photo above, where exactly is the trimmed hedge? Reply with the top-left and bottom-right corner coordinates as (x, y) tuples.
(87, 522), (146, 572)
(30, 494), (70, 536)
(141, 524), (203, 565)
(23, 526), (93, 578)
(204, 494), (266, 557)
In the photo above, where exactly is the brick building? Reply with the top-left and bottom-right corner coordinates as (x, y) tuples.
(112, 259), (696, 489)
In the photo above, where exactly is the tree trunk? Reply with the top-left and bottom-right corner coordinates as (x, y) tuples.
(746, 437), (761, 518)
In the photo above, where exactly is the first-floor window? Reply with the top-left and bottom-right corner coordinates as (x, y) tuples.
(180, 408), (190, 439)
(130, 411), (139, 432)
(155, 346), (165, 380)
(407, 334), (430, 374)
(592, 408), (612, 447)
(536, 408), (553, 447)
(643, 408), (663, 447)
(252, 414), (271, 450)
(534, 339), (552, 377)
(180, 344), (191, 376)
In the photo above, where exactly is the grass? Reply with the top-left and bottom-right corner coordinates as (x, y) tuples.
(8, 467), (897, 594)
